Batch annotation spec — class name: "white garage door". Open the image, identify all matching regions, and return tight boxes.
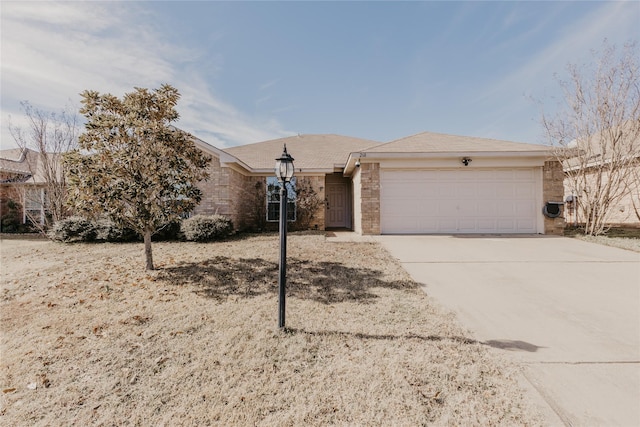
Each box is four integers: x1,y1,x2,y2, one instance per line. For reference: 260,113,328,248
381,169,539,234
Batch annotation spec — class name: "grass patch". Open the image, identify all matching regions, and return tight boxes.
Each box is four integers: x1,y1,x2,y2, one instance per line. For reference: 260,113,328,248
565,226,640,252
1,234,541,425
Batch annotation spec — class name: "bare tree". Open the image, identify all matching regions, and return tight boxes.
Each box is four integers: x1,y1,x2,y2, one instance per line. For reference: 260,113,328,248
8,102,79,232
542,40,640,235
626,165,640,222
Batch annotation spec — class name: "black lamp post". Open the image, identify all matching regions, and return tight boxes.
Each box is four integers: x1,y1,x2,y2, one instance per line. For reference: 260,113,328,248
275,144,295,330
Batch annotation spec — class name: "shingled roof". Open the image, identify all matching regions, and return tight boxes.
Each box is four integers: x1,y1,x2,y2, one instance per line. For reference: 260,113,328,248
363,131,551,154
0,148,59,184
223,134,380,171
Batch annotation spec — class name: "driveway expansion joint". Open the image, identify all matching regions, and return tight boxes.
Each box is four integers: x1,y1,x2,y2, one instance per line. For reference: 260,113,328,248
400,260,639,264
527,360,640,365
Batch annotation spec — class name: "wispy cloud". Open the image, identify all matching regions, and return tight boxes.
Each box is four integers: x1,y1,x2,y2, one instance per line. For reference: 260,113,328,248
477,2,638,104
0,2,292,149
469,1,638,142
259,79,279,91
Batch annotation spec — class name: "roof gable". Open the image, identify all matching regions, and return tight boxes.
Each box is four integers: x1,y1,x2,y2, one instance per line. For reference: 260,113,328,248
0,148,38,177
364,131,551,154
223,134,380,171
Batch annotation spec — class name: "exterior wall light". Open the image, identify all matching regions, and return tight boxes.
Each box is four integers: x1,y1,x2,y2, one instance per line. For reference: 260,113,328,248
275,144,295,183
462,157,472,166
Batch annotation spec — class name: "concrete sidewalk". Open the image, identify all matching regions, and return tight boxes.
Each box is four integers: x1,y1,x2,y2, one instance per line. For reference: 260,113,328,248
377,235,640,426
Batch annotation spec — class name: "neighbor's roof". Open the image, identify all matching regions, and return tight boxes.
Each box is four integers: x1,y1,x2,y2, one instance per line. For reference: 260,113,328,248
0,148,56,184
363,131,552,154
570,121,640,158
0,148,31,173
223,134,380,171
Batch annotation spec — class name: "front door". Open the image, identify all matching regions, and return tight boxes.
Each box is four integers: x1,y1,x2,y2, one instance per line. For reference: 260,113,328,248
326,182,348,228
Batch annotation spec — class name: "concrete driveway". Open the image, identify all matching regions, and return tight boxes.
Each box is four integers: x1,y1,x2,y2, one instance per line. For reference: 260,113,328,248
377,235,640,426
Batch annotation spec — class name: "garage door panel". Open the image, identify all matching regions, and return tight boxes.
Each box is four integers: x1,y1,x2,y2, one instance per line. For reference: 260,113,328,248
420,202,438,215
514,169,535,180
438,218,457,232
494,170,516,180
458,184,477,198
420,218,438,231
497,218,517,232
478,219,498,232
477,186,495,197
381,169,539,234
458,219,478,232
477,201,497,216
438,202,458,216
438,170,460,181
517,218,536,231
515,200,535,215
458,202,477,215
515,185,535,198
495,183,515,199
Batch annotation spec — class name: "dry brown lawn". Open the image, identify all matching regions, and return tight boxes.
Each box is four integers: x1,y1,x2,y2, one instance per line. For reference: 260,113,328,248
1,233,541,426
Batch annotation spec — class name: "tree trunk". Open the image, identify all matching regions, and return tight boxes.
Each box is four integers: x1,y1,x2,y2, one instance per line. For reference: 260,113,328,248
144,229,154,270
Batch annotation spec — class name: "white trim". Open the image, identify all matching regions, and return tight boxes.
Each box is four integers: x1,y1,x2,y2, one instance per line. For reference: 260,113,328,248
535,167,544,233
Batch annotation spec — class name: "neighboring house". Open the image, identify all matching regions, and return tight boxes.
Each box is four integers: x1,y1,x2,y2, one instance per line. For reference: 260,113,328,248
194,132,565,235
562,124,640,227
0,148,49,230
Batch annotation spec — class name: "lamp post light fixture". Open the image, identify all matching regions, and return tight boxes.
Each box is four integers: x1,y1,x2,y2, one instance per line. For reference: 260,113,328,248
275,144,295,330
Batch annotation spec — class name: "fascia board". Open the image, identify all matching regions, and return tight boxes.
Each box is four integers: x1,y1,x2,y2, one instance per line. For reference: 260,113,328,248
251,168,333,175
343,151,552,176
357,151,553,159
563,153,640,172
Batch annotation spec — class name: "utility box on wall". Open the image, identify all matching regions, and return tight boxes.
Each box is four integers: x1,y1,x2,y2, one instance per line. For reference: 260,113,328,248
543,201,564,218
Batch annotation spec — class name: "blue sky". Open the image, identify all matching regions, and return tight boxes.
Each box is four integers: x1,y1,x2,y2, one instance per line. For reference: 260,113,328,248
1,1,638,150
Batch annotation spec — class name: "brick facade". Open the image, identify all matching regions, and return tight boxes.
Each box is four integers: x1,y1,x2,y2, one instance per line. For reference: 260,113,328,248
359,162,380,235
543,160,566,235
193,156,259,231
193,155,231,217
194,153,328,232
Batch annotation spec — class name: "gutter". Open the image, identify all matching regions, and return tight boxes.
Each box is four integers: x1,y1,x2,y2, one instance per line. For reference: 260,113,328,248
343,150,554,176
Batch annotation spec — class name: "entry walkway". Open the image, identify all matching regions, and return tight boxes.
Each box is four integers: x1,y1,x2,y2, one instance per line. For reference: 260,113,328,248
377,235,640,426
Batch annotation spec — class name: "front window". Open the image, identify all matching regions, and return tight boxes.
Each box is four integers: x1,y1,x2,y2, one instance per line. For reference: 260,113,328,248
23,187,45,225
266,176,296,222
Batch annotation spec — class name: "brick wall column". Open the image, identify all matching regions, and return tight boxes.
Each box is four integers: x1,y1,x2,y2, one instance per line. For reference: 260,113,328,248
543,160,566,235
360,163,380,235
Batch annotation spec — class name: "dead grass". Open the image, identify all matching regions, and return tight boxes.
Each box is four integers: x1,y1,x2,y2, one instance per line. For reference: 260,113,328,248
565,226,640,252
1,233,542,426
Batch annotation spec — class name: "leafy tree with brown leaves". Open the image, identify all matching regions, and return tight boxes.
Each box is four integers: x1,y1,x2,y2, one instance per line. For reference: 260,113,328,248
543,40,640,235
64,84,211,270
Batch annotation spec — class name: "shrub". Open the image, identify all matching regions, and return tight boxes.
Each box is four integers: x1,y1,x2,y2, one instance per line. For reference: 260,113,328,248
153,220,183,241
238,179,267,232
181,214,234,242
48,216,97,242
0,199,32,233
293,177,323,231
95,218,139,242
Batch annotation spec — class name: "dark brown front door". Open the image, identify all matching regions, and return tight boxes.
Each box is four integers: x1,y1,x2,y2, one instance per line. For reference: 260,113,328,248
326,182,348,228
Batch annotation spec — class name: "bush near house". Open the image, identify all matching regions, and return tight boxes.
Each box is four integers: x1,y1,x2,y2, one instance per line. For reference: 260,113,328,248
0,199,31,233
48,216,97,242
181,214,234,242
48,217,182,243
291,177,323,231
94,218,139,242
238,180,267,232
238,177,323,233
